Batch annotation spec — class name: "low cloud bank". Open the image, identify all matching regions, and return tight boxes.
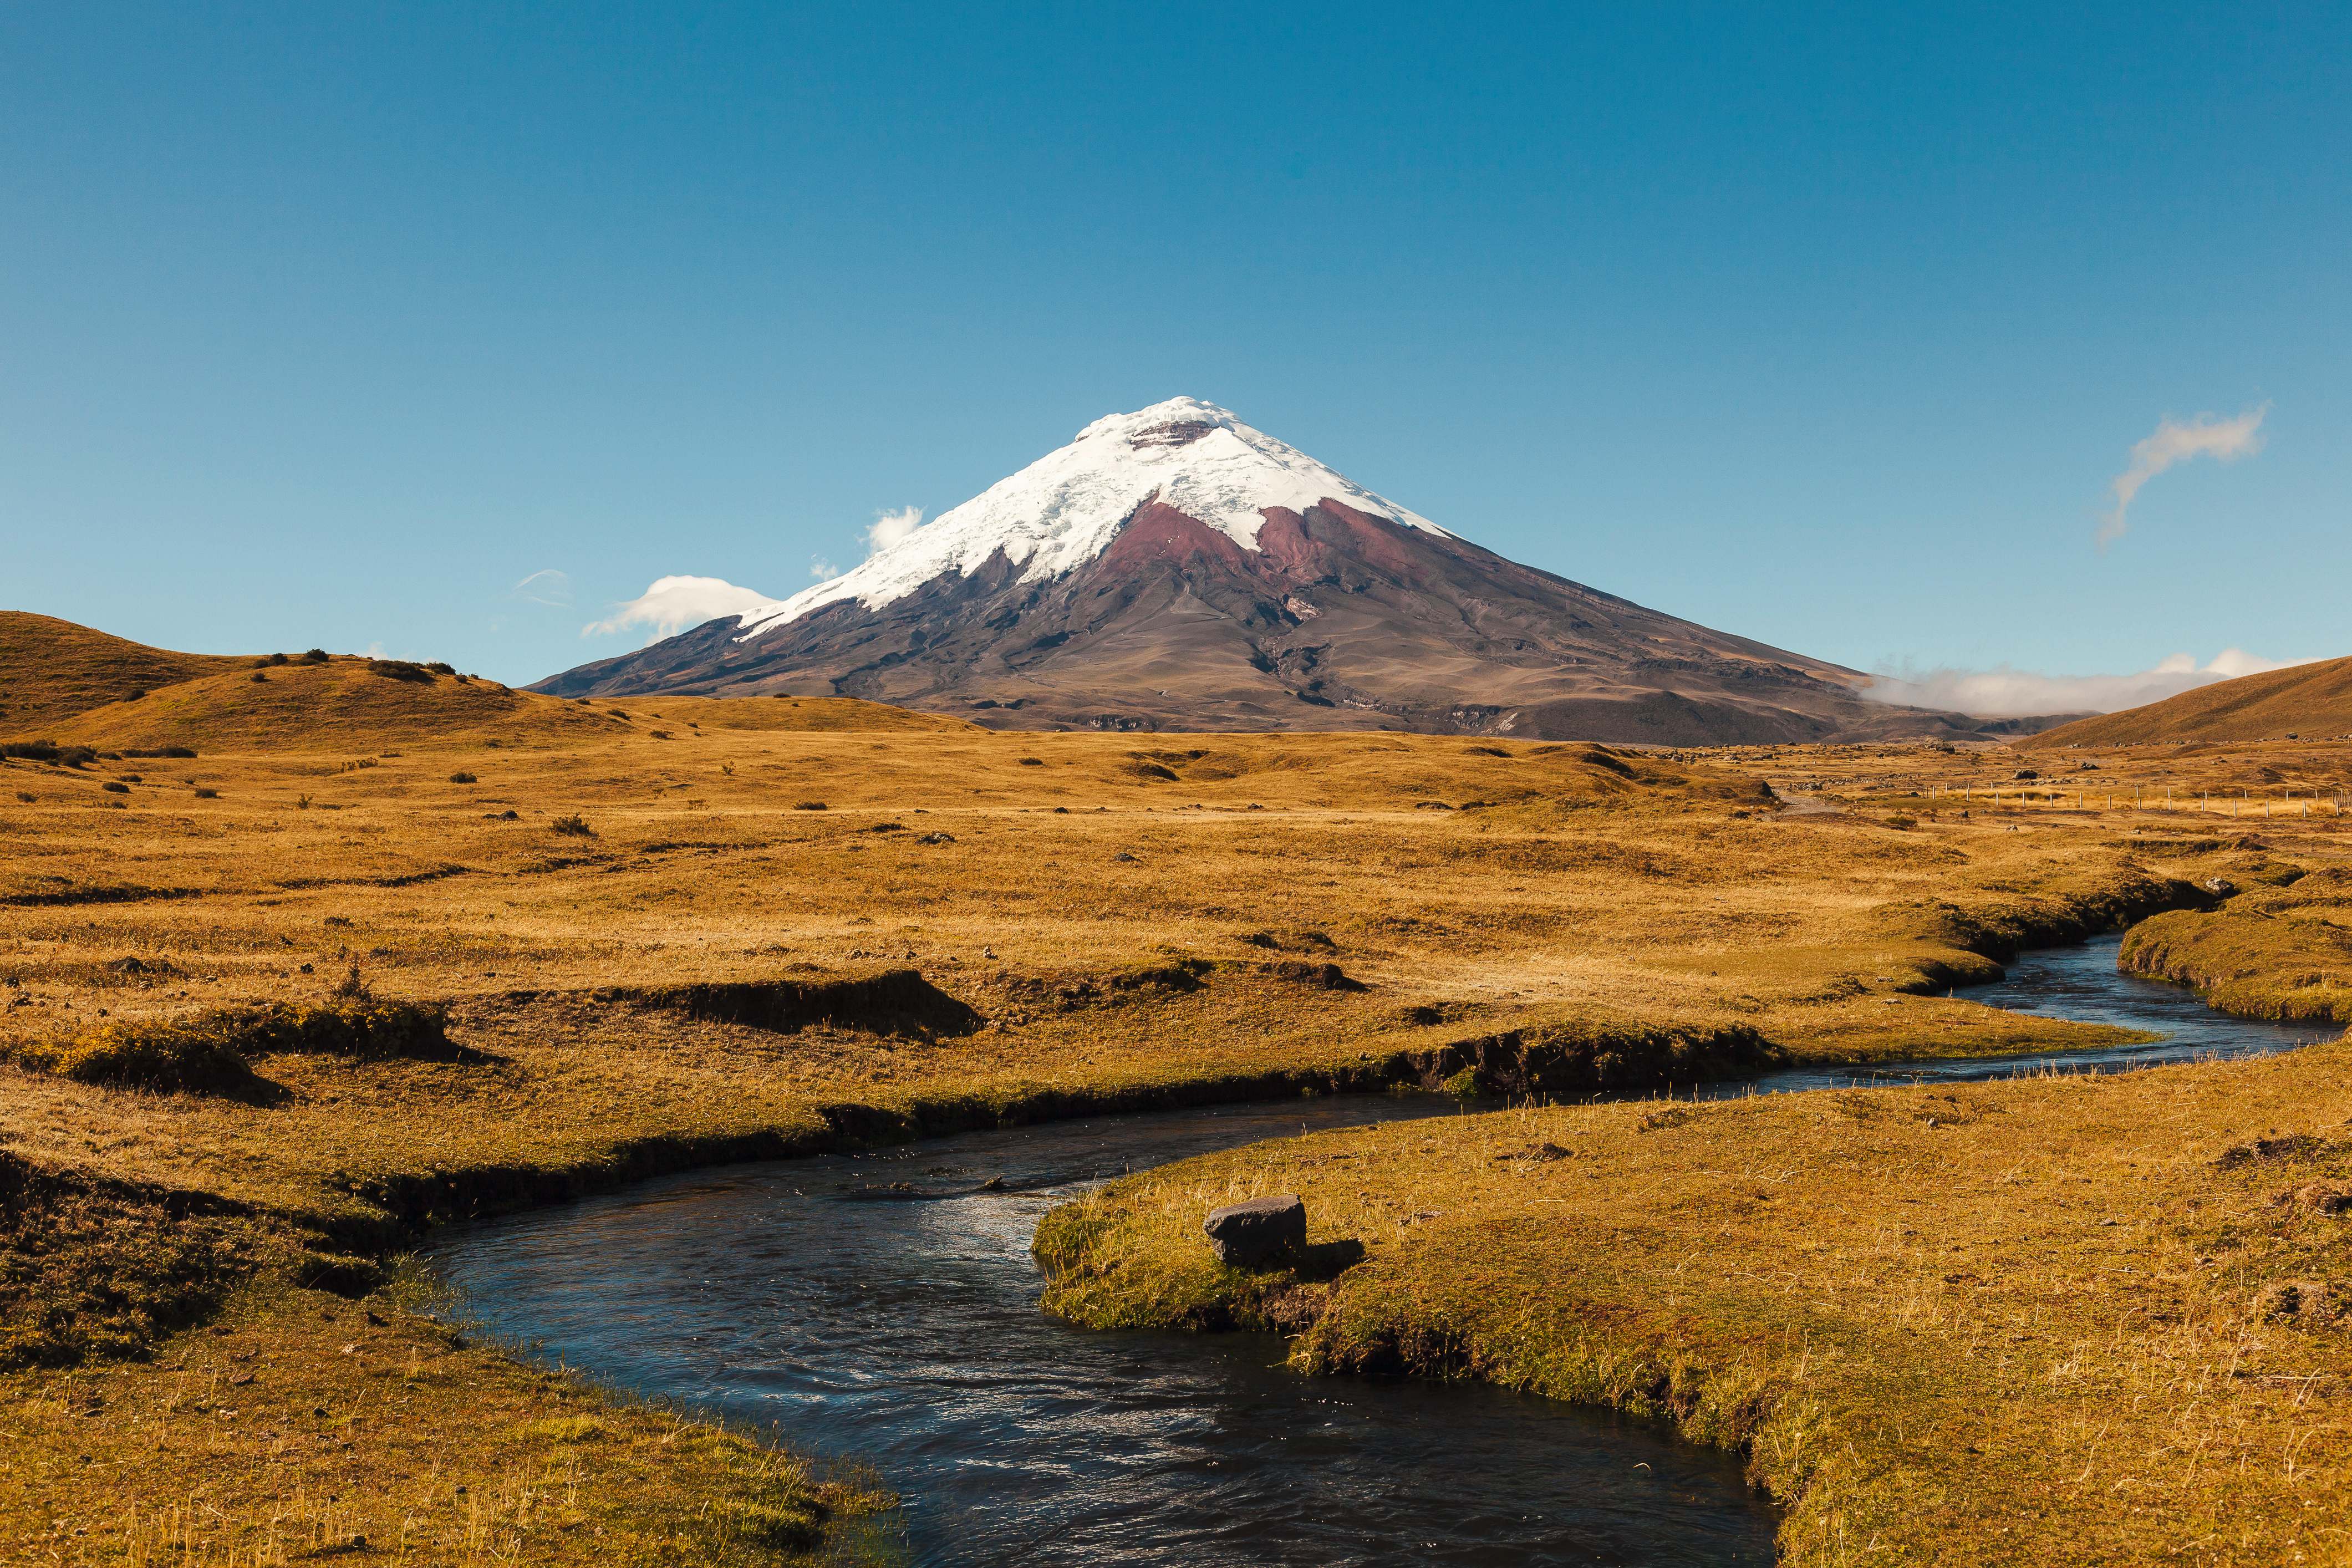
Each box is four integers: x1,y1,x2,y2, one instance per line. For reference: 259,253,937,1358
583,574,775,640
1865,649,2306,719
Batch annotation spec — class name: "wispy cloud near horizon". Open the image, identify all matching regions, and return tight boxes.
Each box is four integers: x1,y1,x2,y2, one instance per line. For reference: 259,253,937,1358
511,568,573,607
2099,405,2268,549
1865,649,2307,719
583,574,775,641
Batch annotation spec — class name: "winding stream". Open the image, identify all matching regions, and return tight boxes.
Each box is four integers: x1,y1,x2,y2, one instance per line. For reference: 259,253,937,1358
1728,933,2333,1096
429,934,2329,1566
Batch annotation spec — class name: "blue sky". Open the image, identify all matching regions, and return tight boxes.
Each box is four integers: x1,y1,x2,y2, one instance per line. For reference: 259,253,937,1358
4,3,2346,704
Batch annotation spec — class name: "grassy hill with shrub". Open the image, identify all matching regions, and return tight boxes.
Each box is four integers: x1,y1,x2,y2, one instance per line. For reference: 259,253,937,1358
50,655,619,751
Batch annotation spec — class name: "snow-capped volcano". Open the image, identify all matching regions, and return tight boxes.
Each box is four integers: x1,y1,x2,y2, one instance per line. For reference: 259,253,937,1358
536,398,1981,744
735,398,1444,638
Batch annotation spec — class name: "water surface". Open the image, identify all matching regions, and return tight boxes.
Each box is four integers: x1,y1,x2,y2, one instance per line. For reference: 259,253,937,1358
430,933,2325,1566
1728,932,2331,1096
434,1097,1779,1565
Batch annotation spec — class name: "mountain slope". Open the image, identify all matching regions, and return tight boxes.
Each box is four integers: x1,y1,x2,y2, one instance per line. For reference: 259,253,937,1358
0,612,249,733
537,399,1976,744
2020,656,2352,749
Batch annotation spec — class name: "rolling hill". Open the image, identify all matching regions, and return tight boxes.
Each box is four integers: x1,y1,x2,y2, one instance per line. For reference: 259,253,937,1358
0,612,248,733
1,614,966,752
2021,655,2352,748
50,658,620,751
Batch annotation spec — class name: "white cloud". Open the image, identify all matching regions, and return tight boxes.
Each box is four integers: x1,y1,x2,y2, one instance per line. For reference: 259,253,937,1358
864,505,924,556
565,501,964,646
1864,649,2309,719
583,574,775,641
511,568,573,608
2099,405,2268,549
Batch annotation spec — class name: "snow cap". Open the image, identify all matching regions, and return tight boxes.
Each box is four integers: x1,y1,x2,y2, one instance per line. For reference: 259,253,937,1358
735,398,1442,638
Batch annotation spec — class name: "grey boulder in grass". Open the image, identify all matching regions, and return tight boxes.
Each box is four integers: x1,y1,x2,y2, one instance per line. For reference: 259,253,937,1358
1203,1194,1306,1266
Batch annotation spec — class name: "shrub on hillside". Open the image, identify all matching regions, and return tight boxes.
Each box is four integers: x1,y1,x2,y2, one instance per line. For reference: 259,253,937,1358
298,648,329,664
449,771,477,784
424,661,455,676
1,742,96,767
366,659,433,683
549,813,595,837
122,747,196,759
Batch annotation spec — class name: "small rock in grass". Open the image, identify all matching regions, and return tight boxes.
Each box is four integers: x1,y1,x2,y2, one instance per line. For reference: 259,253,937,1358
1203,1194,1306,1266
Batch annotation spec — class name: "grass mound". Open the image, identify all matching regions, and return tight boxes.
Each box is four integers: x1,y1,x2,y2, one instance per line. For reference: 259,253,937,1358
1424,1014,1778,1096
616,969,985,1040
0,1153,257,1368
2120,909,2352,1023
9,999,455,1095
1874,871,2211,965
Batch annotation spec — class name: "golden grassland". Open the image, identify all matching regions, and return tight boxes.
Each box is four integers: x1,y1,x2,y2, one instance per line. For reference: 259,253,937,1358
1034,750,2352,1567
3,656,2350,1562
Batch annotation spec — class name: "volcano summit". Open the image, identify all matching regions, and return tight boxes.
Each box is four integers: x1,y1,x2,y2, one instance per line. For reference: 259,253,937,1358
536,398,1966,743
